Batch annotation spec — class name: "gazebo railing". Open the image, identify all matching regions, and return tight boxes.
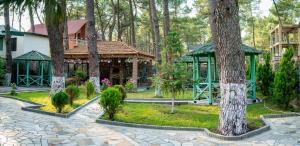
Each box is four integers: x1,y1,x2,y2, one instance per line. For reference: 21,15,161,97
18,74,50,86
194,80,256,103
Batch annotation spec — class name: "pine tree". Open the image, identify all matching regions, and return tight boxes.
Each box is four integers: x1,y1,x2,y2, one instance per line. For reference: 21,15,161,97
273,48,298,109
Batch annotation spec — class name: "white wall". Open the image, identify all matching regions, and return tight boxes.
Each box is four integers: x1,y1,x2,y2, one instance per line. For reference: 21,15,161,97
0,33,50,58
23,34,50,57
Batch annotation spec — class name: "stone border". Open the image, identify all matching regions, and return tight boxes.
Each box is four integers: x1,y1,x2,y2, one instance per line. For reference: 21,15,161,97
0,94,99,118
96,113,299,141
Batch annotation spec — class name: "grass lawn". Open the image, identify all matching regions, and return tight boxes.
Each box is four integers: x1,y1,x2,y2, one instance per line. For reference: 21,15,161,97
102,103,281,131
3,86,95,113
127,88,193,100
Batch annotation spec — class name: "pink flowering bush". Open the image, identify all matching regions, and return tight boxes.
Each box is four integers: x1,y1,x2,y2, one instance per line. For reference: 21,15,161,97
101,78,112,90
125,79,136,92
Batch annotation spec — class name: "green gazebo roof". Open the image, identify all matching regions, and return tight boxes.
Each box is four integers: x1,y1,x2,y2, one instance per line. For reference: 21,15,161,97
175,55,208,63
187,42,262,56
14,51,51,61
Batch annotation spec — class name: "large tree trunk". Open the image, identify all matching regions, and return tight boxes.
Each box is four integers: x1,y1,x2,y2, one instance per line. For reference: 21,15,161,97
86,0,101,93
209,0,247,136
45,0,66,95
149,0,161,97
28,4,35,33
4,4,12,86
129,0,136,47
163,0,171,63
63,15,69,50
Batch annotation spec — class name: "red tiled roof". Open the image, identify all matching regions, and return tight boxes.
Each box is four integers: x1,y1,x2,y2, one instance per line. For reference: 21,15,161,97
65,41,154,59
27,20,87,36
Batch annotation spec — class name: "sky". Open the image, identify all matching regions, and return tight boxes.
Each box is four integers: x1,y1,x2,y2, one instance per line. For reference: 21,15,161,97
0,0,274,31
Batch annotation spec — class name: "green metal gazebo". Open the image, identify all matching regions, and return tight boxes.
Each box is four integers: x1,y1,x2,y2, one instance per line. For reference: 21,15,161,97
187,43,262,104
14,51,52,87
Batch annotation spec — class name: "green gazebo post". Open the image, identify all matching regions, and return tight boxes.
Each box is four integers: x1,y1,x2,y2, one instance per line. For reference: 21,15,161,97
250,54,256,100
26,61,30,87
207,54,212,105
16,62,19,85
40,62,44,86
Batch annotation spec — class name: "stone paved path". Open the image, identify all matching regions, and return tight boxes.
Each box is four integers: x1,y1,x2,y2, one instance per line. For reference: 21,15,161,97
0,97,138,146
1,96,300,146
105,116,300,146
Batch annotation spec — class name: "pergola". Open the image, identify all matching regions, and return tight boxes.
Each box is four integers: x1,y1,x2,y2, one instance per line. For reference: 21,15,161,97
187,43,262,104
14,51,52,86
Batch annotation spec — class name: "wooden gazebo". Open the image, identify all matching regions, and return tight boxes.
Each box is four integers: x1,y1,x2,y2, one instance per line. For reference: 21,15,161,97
187,43,262,104
64,41,154,86
14,51,52,86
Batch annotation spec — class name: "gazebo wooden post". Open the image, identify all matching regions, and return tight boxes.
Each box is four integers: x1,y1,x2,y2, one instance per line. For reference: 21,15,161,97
40,61,44,86
198,58,201,82
132,57,138,87
26,61,30,87
250,54,256,100
192,56,197,99
214,56,217,81
49,62,52,85
16,61,19,86
208,54,212,105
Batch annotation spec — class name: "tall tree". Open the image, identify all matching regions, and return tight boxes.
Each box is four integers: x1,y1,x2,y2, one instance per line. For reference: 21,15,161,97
4,4,12,86
149,0,162,96
209,0,247,136
28,4,35,32
44,0,67,94
86,0,101,93
129,0,136,47
162,0,171,63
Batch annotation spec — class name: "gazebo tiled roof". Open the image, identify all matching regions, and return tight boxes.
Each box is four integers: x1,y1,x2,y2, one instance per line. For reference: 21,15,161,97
188,42,262,56
65,41,155,60
14,51,51,61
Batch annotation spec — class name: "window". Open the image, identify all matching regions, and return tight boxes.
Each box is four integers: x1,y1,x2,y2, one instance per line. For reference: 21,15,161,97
0,37,3,51
11,38,17,51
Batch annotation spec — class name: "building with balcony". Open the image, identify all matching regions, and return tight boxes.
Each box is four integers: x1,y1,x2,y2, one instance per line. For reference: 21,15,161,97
270,24,300,69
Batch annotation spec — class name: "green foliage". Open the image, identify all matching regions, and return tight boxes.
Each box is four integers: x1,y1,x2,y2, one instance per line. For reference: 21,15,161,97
65,77,77,87
86,80,95,99
113,85,127,102
160,63,189,98
51,91,69,113
256,54,274,96
273,48,298,109
125,80,136,93
99,87,122,120
165,31,184,58
75,70,87,85
65,85,80,105
10,83,17,96
0,58,5,85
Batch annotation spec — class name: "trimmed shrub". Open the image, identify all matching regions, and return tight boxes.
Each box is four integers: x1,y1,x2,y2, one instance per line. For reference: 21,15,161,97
75,70,87,85
273,48,298,109
99,87,122,120
0,58,5,85
51,91,69,113
66,77,77,86
113,85,127,102
10,83,17,96
65,85,80,105
86,80,95,99
125,79,136,92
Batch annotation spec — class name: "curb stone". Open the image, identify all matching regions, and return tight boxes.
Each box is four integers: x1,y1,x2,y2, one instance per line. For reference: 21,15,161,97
0,95,99,118
96,113,299,141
